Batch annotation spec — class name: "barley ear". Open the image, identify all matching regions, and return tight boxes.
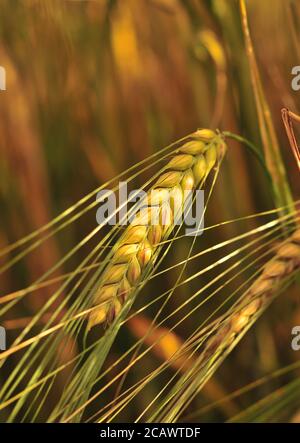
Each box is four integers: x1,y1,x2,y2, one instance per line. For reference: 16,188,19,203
88,130,226,330
202,228,300,362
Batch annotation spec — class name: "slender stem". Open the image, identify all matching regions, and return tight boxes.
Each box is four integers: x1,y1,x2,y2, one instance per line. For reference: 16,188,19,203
239,0,294,213
222,131,272,184
281,108,300,171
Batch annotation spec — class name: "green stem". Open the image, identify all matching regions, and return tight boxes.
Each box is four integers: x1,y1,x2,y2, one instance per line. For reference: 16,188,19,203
222,131,272,185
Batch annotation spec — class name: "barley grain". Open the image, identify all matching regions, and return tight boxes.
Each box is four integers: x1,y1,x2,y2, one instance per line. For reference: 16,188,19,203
202,227,300,360
88,130,226,329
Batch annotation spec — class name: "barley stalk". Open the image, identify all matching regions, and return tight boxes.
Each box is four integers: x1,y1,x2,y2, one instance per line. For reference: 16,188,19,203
202,228,300,361
155,227,300,422
88,129,227,329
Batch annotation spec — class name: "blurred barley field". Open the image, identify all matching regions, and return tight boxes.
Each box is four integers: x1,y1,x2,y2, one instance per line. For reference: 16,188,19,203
1,0,300,423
